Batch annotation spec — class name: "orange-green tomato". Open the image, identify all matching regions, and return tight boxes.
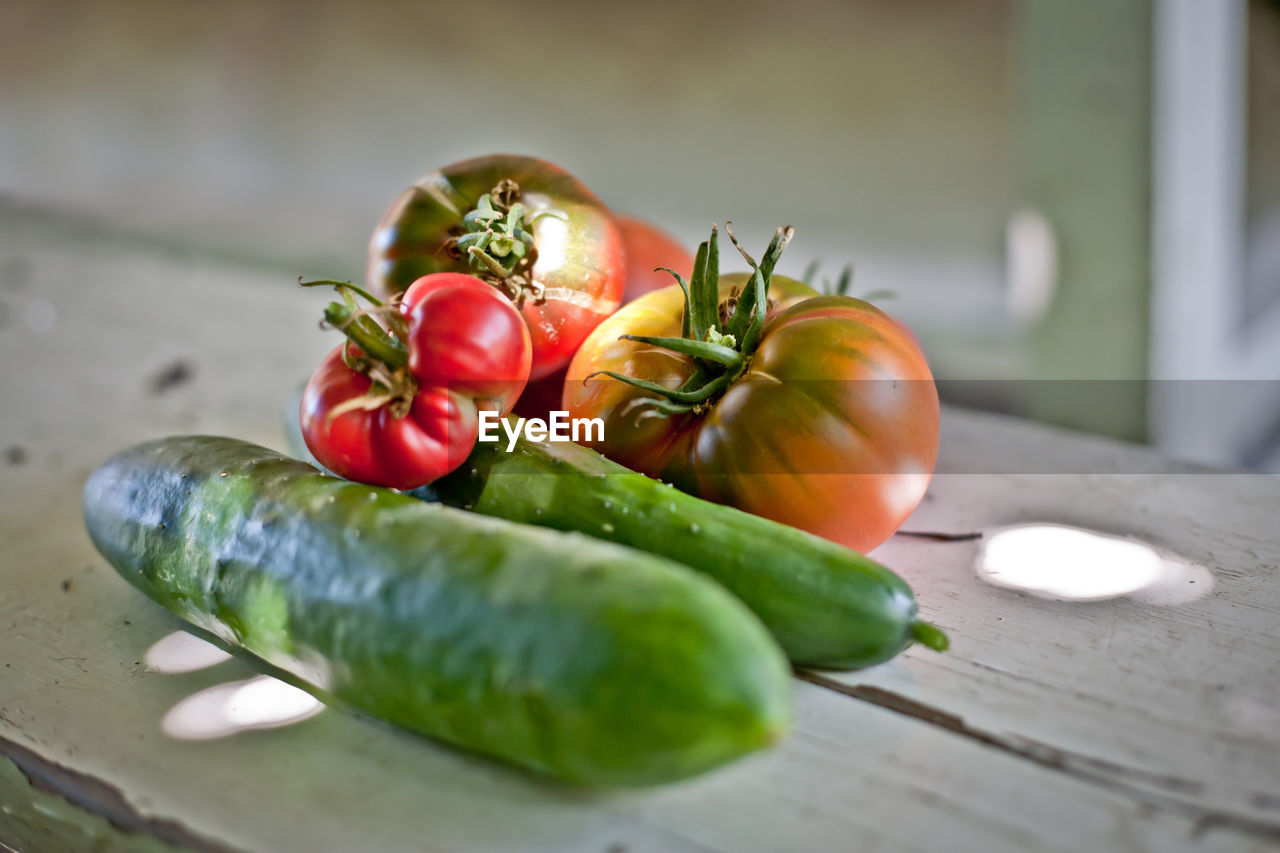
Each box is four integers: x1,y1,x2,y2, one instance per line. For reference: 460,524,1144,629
564,275,940,554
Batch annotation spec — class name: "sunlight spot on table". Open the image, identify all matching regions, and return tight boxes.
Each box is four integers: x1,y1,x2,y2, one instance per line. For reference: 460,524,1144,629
977,523,1213,603
161,675,324,741
144,630,232,674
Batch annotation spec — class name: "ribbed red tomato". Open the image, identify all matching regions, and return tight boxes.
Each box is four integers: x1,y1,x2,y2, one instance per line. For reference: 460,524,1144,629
299,273,532,490
299,345,480,490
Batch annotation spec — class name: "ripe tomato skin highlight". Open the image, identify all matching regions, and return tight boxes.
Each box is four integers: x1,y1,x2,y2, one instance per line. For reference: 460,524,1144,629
510,217,696,421
616,216,696,304
300,345,480,490
402,273,532,414
564,274,939,554
369,154,625,380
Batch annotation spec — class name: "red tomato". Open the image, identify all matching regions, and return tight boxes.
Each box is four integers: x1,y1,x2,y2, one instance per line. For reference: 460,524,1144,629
510,219,693,421
616,216,696,304
300,345,480,490
368,155,625,380
401,273,532,414
564,228,939,554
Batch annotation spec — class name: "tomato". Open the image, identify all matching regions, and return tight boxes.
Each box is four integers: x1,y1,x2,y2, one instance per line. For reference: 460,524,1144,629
564,226,939,554
369,154,625,380
300,345,480,490
616,216,696,304
401,273,532,414
299,272,532,489
509,217,693,420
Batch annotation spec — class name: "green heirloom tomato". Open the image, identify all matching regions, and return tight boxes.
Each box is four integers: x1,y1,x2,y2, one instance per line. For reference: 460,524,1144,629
369,154,625,380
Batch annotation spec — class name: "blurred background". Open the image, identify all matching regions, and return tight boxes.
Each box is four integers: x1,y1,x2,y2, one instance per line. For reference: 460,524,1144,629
1,0,1277,470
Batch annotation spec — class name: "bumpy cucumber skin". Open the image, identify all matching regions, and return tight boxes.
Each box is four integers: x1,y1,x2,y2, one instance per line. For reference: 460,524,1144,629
426,439,922,669
83,437,791,787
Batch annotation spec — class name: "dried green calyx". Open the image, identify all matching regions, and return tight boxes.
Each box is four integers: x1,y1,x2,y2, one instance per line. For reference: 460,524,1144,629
299,278,416,418
447,179,566,307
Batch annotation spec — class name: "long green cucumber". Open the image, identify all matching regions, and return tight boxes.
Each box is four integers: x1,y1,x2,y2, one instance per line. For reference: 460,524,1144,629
283,398,947,669
425,439,947,669
83,436,791,787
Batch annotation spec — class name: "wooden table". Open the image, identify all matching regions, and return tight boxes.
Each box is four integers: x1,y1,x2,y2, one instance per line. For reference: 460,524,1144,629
2,202,1278,852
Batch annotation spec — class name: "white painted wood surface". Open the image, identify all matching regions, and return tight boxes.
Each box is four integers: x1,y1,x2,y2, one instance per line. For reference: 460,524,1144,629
2,203,1279,852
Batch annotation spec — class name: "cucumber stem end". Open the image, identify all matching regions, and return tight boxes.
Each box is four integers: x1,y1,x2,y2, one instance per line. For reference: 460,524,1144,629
910,620,949,652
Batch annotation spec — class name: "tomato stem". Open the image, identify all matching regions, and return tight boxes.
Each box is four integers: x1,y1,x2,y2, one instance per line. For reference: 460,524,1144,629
457,190,537,281
725,267,762,343
324,302,408,369
299,278,384,307
450,182,564,308
657,267,694,338
834,265,854,297
801,258,820,287
694,226,719,340
620,334,742,367
585,370,731,405
684,237,712,343
607,223,794,415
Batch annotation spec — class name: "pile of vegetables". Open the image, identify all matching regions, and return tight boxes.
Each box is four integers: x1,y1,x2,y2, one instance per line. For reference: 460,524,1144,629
83,154,946,788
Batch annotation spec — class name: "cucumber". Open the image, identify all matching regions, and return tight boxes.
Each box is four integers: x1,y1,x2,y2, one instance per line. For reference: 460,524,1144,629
83,436,791,787
283,397,946,669
426,438,947,669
